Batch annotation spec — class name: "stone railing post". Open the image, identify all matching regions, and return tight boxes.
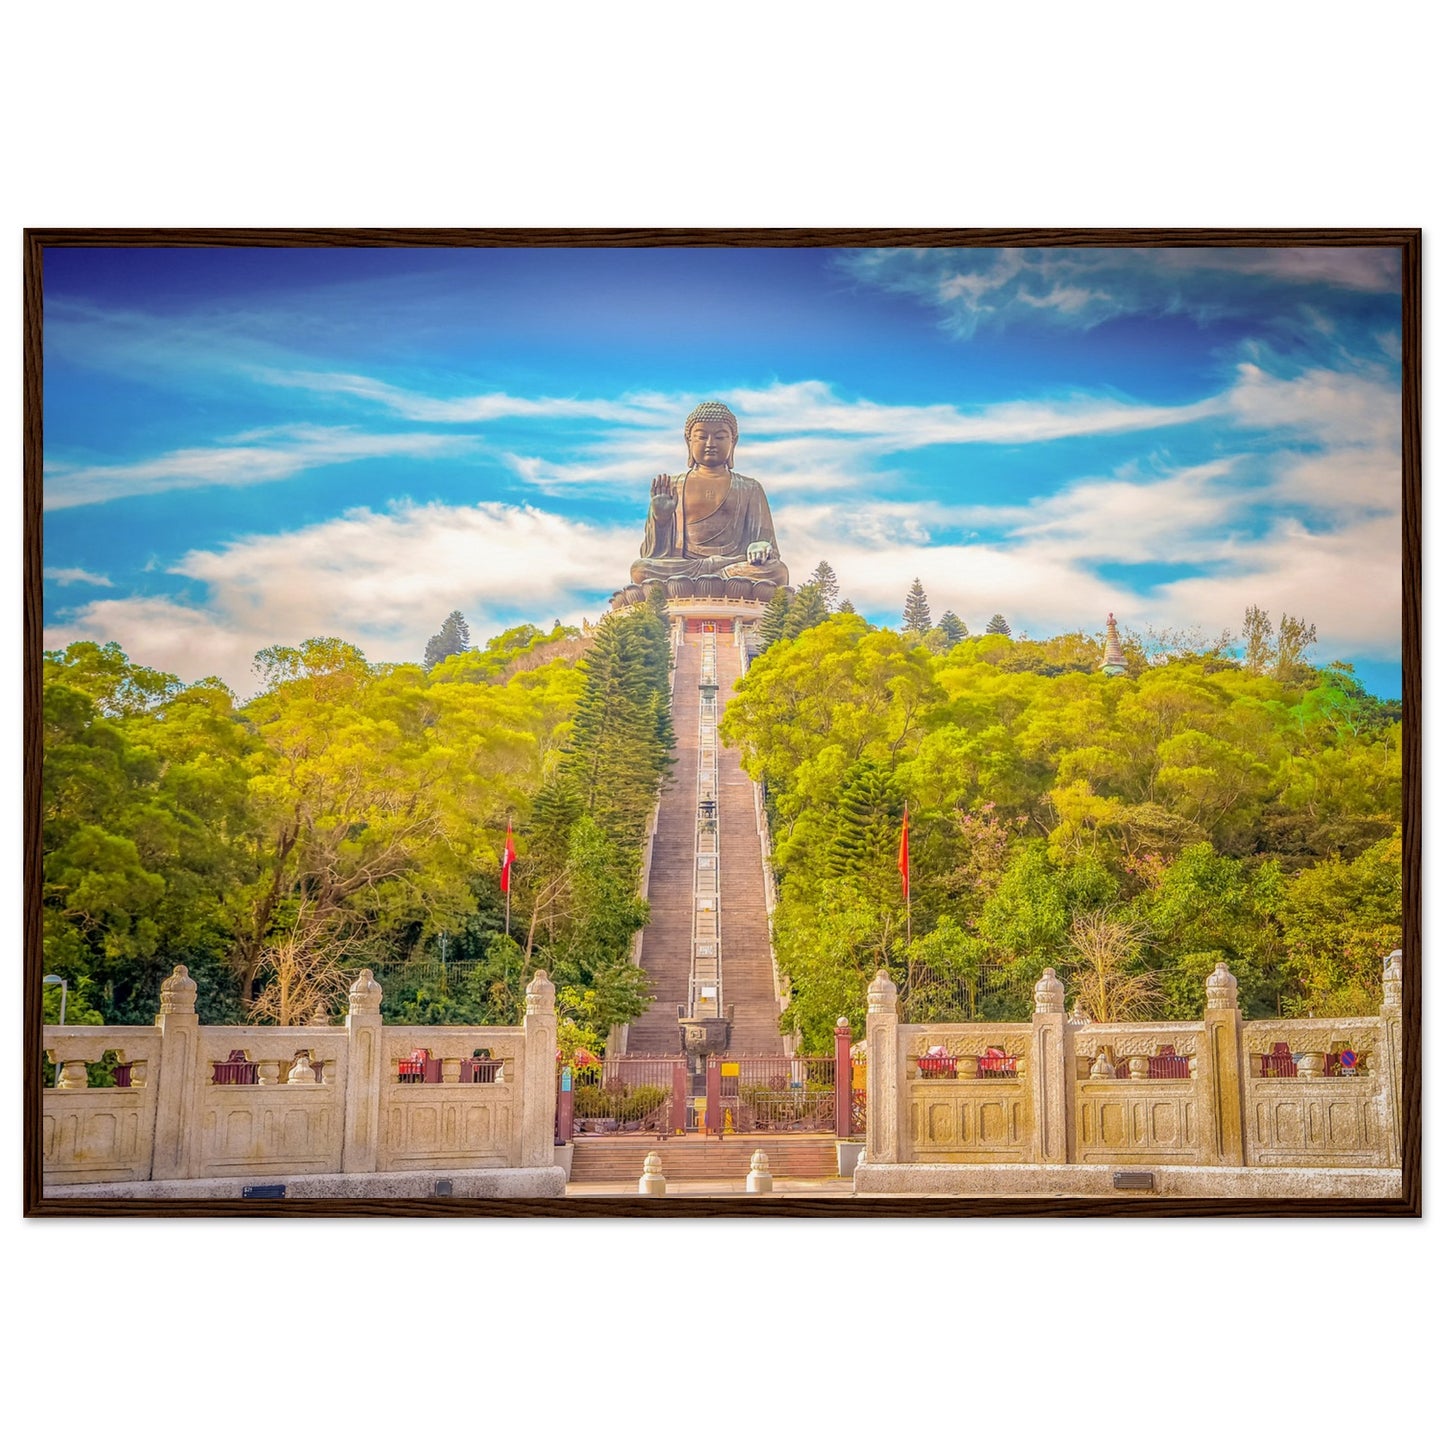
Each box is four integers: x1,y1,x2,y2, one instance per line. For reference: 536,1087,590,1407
1379,950,1403,1166
342,969,384,1173
833,1017,853,1138
1199,963,1245,1165
1030,968,1069,1164
150,965,200,1181
865,969,900,1164
521,970,557,1167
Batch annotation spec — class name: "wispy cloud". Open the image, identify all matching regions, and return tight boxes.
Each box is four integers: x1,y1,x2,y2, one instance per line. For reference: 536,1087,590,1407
255,370,670,426
44,425,473,509
260,372,1232,502
43,566,113,587
838,247,1402,338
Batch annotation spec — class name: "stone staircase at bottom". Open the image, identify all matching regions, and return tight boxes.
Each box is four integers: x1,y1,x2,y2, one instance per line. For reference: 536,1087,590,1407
568,1134,838,1185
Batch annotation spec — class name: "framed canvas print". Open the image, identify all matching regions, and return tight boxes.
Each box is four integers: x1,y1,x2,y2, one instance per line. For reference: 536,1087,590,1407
23,228,1420,1217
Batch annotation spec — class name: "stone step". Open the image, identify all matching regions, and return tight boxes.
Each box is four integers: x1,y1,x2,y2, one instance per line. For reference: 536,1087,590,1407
568,1134,839,1183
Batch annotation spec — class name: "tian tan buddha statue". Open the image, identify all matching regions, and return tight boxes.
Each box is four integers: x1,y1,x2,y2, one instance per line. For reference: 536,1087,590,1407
627,401,789,595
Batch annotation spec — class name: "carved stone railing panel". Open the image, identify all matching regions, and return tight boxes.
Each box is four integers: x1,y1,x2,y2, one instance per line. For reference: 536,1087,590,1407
1245,1079,1385,1166
42,1083,159,1183
908,1082,1033,1162
1074,1081,1202,1164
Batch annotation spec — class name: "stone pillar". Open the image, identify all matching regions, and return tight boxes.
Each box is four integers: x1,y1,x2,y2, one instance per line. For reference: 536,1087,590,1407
342,969,384,1174
865,969,901,1164
1030,968,1069,1164
150,965,200,1181
670,1061,688,1135
833,1017,852,1138
704,1058,722,1134
1379,950,1403,1167
520,970,558,1167
1200,963,1245,1166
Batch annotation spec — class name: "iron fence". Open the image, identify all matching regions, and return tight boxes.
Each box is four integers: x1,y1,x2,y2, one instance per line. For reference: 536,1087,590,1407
720,1056,836,1132
897,965,1015,1024
567,1055,681,1136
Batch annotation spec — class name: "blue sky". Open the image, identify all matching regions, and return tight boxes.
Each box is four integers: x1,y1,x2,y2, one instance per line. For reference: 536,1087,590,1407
42,244,1404,698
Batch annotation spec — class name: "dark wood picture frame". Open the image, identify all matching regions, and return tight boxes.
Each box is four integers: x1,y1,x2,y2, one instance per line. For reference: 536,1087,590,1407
22,227,1422,1219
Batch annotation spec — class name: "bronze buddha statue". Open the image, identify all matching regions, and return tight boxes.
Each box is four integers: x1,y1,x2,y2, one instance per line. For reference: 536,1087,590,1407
629,401,789,591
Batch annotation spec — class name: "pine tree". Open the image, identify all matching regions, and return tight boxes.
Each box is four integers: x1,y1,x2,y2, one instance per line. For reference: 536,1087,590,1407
783,582,828,639
423,610,471,668
938,611,967,645
561,610,673,852
823,761,903,882
808,560,840,613
836,599,857,614
902,579,932,635
985,613,1012,636
759,588,792,648
644,584,671,628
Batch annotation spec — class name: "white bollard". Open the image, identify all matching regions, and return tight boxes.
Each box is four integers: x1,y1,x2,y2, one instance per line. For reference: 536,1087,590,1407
746,1149,773,1193
639,1151,667,1196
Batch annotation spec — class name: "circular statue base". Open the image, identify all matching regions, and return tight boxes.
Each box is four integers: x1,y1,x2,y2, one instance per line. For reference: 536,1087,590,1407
608,576,785,612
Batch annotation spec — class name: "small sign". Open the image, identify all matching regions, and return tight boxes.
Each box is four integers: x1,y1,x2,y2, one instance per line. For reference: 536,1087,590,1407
721,1062,740,1077
560,1067,572,1091
1340,1049,1358,1073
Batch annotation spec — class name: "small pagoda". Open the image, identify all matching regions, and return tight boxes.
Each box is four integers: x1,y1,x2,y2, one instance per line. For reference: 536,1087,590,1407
1100,612,1128,676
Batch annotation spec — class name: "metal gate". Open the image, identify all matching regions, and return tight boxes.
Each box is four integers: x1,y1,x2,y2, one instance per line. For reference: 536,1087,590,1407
557,1048,863,1140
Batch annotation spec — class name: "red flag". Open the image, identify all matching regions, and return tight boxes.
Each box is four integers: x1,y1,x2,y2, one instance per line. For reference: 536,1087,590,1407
898,806,910,900
501,822,517,894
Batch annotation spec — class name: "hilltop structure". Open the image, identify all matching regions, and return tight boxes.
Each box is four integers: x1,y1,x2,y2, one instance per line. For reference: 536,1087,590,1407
1101,612,1128,675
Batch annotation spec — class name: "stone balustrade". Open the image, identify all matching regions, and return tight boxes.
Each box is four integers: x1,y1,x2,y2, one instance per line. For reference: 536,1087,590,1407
42,965,559,1192
859,954,1404,1197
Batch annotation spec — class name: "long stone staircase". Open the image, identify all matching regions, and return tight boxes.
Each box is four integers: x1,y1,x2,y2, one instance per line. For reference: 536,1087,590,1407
715,637,787,1055
622,626,786,1057
623,636,703,1054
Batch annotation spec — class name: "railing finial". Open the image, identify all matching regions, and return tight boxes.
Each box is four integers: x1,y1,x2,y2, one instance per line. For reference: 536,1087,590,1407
867,968,898,1015
159,964,198,1015
1033,967,1065,1015
1205,962,1239,1010
348,968,383,1016
526,969,556,1015
1383,950,1403,1010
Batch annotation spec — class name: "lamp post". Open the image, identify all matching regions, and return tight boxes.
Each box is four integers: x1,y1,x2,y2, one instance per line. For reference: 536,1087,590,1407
43,974,68,1026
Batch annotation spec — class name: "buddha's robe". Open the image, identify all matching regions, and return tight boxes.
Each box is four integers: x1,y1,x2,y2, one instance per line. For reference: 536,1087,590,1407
630,472,790,586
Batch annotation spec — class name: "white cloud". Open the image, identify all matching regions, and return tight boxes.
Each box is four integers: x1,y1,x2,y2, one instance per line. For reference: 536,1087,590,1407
44,501,638,694
44,425,473,509
43,566,112,587
774,448,1401,666
1225,362,1401,449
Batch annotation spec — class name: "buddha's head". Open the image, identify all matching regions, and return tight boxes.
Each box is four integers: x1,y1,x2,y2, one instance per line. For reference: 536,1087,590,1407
684,400,738,470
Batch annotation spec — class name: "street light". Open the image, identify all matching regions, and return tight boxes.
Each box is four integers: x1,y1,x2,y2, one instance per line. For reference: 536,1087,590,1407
43,974,68,1026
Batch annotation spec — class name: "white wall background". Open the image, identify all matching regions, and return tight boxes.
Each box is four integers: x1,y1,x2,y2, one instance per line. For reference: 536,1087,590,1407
4,5,1436,1440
